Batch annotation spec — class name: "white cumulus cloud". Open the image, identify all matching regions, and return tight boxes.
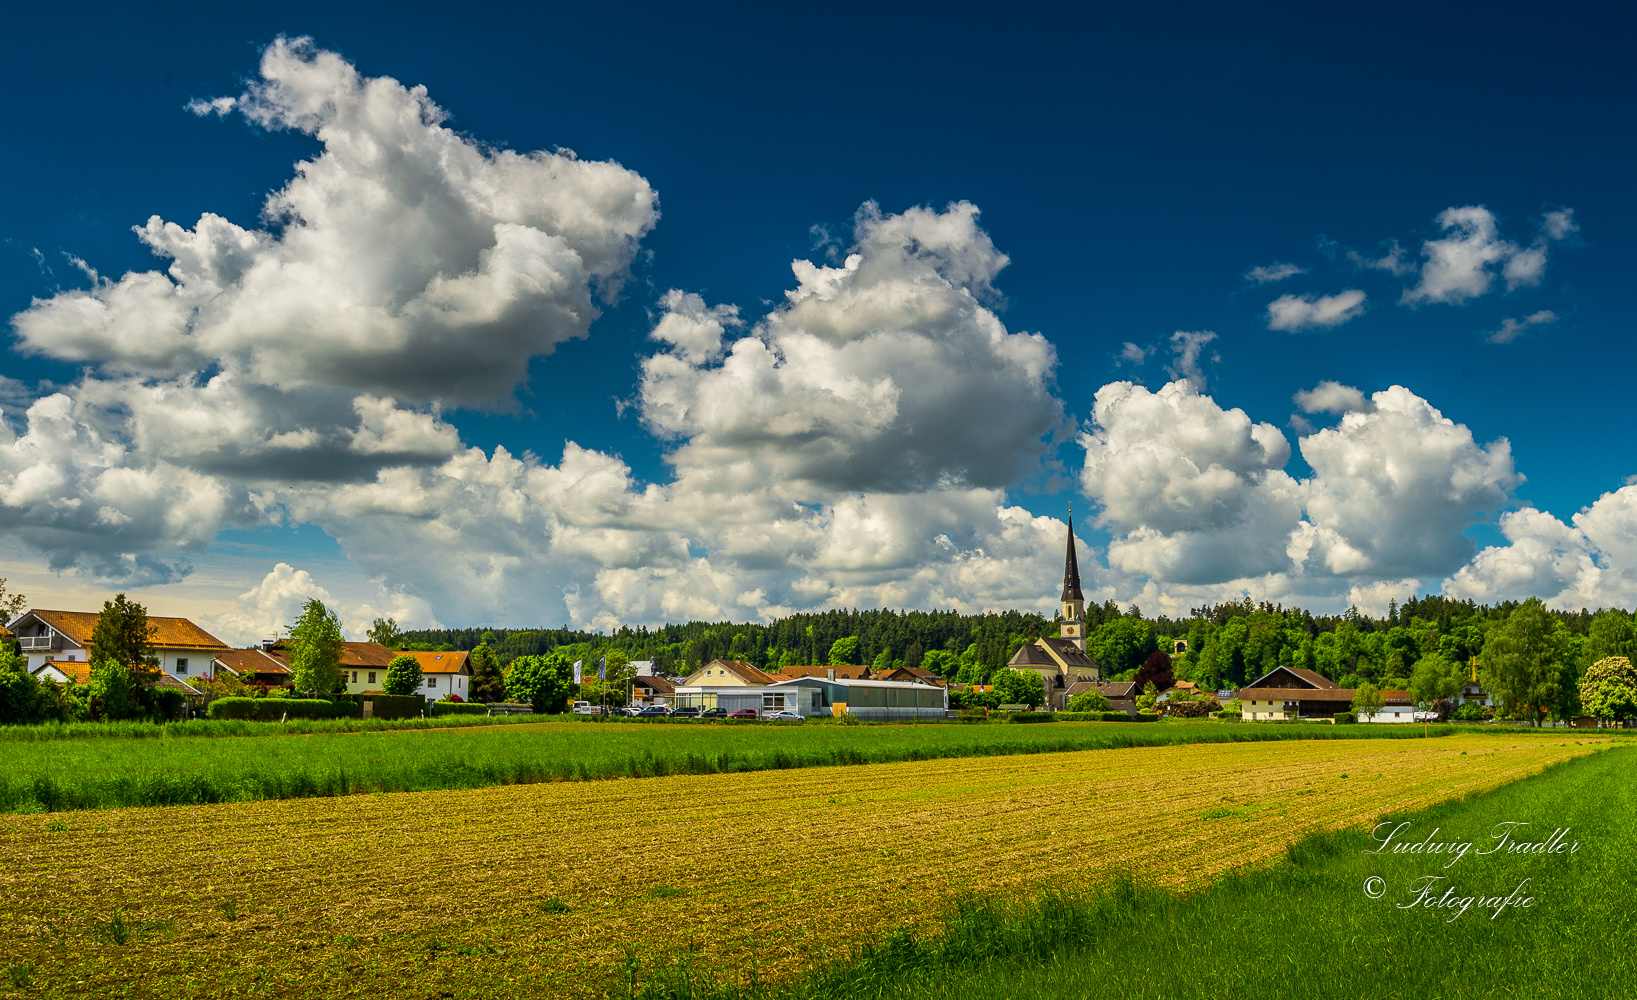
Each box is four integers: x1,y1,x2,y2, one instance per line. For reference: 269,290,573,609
1266,289,1367,331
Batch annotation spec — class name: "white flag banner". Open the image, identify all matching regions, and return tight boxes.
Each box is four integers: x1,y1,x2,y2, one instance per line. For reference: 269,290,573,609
598,656,607,681
573,660,582,685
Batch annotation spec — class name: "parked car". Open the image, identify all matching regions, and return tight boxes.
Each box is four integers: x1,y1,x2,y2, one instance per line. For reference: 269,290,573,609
670,706,701,718
700,707,728,718
729,708,759,720
572,701,597,715
761,710,804,722
636,706,670,717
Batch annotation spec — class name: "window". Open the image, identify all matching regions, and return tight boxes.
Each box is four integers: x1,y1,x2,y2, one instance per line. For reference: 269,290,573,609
176,658,189,674
368,671,376,684
426,676,436,688
351,671,358,683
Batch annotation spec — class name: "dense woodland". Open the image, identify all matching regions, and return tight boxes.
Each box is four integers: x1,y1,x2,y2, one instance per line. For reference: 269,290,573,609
400,594,1637,720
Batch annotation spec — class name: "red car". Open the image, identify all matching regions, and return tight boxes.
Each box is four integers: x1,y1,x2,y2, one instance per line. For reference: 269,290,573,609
730,709,759,720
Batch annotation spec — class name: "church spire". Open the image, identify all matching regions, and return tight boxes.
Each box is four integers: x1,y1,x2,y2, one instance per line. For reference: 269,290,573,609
1061,514,1083,603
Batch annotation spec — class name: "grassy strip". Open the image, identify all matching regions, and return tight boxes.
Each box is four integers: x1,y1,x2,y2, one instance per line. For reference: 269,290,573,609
0,713,549,742
0,719,1506,814
623,744,1634,1000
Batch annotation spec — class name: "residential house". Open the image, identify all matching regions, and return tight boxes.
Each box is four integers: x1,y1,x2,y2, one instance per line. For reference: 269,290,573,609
778,664,872,681
679,659,784,686
1065,679,1138,715
631,673,677,709
32,660,91,685
211,647,293,686
9,609,229,683
877,665,948,688
263,640,396,693
395,650,471,702
1239,666,1352,721
1360,690,1416,723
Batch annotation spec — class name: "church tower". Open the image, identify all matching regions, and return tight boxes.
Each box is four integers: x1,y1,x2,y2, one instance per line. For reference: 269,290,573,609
1060,514,1086,651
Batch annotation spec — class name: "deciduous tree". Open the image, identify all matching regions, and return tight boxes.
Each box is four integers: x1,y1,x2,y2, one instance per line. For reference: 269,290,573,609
827,636,860,666
1352,682,1384,722
1481,598,1573,726
1579,656,1637,723
384,654,423,695
367,617,402,649
506,653,574,714
288,599,345,699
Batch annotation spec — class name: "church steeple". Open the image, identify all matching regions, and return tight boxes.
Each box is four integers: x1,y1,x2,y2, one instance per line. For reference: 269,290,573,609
1060,513,1086,650
1061,514,1083,603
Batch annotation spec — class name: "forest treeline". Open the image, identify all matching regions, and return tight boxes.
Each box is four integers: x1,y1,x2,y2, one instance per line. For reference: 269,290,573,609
400,594,1636,702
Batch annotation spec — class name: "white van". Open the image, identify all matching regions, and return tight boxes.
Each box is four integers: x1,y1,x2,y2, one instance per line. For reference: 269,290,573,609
572,701,597,715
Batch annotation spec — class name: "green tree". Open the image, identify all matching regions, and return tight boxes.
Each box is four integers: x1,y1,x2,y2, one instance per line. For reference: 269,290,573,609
0,579,27,622
367,617,402,649
920,649,959,677
1089,617,1158,677
827,636,861,666
1579,656,1637,723
0,646,63,725
89,660,145,720
468,643,507,703
871,649,893,674
1067,689,1110,713
991,668,1046,708
506,653,575,714
1352,681,1384,722
1408,654,1464,707
89,594,158,670
1481,598,1573,726
1584,611,1637,664
1136,681,1159,713
384,654,424,695
288,599,346,699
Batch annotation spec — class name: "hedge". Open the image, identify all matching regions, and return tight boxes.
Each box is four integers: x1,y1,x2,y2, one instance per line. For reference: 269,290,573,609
1334,711,1356,724
1006,712,1057,723
206,698,352,721
429,701,491,717
1214,709,1241,720
1131,713,1161,723
1054,711,1139,722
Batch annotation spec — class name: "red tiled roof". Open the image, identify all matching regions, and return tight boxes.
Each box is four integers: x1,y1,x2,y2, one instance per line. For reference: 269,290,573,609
213,648,291,677
399,650,470,675
26,609,229,651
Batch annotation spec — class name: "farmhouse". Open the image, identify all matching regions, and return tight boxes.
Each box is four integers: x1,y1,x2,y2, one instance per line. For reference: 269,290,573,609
9,609,229,683
1067,679,1138,715
1238,665,1352,721
877,665,948,687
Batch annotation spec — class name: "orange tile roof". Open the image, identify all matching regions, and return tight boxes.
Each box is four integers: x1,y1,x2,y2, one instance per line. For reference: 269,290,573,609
400,650,470,675
34,660,92,684
213,648,291,676
780,664,872,680
28,609,229,651
263,641,397,669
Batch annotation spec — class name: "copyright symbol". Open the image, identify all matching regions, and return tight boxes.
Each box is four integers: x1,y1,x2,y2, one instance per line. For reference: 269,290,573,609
1363,876,1385,899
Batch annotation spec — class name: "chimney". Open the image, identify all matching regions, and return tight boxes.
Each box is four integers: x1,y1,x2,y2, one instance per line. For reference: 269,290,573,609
827,668,835,681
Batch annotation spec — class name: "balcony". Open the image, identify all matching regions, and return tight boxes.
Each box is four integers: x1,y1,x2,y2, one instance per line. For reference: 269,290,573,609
18,636,60,652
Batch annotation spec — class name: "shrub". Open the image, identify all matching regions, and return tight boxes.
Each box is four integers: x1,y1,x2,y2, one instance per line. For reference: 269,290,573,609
1007,712,1056,723
206,698,350,721
1452,701,1487,722
1067,690,1111,713
1214,709,1241,720
384,655,424,696
429,701,490,717
1130,713,1161,723
1164,699,1221,719
1334,711,1356,724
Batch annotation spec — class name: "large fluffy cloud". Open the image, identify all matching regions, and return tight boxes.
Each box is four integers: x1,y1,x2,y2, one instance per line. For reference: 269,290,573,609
1079,381,1524,599
14,37,657,404
1444,485,1637,609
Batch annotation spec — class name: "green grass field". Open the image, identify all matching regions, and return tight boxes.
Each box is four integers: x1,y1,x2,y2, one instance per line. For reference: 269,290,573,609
0,717,1476,813
629,742,1634,1000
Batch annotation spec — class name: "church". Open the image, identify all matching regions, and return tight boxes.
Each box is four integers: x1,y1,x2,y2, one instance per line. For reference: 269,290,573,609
1005,516,1103,709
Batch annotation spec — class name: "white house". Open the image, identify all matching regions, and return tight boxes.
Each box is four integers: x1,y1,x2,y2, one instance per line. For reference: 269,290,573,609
1359,690,1416,723
9,609,229,683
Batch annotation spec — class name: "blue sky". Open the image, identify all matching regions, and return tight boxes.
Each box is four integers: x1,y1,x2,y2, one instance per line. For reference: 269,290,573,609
3,2,1633,639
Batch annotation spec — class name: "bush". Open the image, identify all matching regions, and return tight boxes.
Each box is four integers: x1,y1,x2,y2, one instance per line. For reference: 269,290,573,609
429,701,490,717
1163,699,1221,719
1452,701,1487,722
1006,712,1056,723
206,698,351,721
1131,713,1161,723
1214,709,1241,720
1067,690,1111,713
384,655,423,696
1334,711,1356,724
0,666,64,726
1056,711,1138,722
